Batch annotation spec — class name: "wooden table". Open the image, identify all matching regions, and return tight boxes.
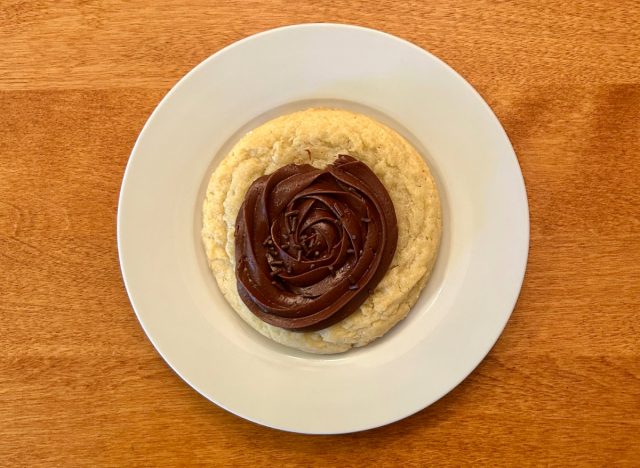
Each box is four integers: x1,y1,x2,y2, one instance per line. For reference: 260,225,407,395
2,1,639,465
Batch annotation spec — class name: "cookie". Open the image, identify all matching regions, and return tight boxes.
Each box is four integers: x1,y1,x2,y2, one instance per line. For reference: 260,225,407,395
202,108,441,354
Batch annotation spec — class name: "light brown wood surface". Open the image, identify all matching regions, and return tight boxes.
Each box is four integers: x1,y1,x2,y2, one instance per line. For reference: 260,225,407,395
2,1,639,466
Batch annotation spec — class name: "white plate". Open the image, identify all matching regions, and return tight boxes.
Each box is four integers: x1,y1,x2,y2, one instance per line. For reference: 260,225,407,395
118,23,529,434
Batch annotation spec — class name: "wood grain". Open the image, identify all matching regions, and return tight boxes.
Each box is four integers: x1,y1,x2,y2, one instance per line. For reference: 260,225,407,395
1,1,639,466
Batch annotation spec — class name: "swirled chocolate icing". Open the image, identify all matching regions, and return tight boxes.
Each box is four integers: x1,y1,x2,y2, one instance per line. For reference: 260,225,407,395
235,154,398,331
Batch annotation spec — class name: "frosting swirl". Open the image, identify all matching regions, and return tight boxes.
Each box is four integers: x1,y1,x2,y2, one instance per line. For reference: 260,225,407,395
235,155,398,331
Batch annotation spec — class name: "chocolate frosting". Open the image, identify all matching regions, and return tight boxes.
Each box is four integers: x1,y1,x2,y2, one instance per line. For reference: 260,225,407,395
234,155,398,331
